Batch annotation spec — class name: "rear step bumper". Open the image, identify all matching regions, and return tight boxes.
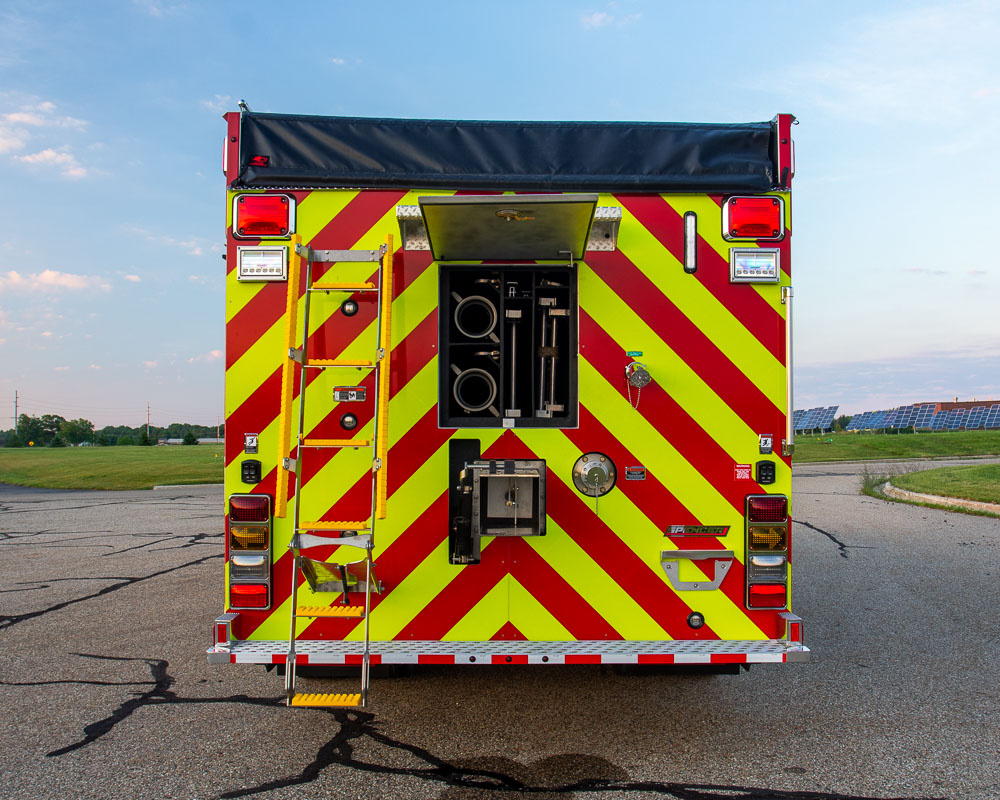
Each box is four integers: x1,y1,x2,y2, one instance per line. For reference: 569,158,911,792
208,638,809,665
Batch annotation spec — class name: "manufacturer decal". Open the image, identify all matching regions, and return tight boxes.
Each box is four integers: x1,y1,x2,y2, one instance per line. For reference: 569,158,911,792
625,466,646,481
334,386,367,402
626,350,643,358
759,434,773,455
243,433,259,455
734,463,752,481
666,525,730,536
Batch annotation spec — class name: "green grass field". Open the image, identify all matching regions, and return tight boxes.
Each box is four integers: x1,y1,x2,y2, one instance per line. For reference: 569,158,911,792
0,445,224,490
892,463,1000,505
793,429,1000,463
3,430,999,493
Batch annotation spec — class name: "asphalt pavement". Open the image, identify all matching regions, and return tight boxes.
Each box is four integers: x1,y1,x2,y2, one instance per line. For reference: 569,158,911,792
0,461,998,800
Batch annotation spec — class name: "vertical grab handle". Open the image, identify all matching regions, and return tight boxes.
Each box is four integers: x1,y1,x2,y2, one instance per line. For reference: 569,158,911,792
782,286,794,457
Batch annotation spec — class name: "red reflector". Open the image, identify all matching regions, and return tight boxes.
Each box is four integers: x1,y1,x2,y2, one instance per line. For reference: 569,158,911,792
230,583,268,608
248,155,270,167
748,583,787,609
724,196,783,240
234,194,290,238
748,495,787,522
229,494,271,522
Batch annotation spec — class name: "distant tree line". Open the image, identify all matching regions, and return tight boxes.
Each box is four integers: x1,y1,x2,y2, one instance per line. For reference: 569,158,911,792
1,414,223,447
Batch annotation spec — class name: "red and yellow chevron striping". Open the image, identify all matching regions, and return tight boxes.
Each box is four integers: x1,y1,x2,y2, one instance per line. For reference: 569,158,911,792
218,185,801,666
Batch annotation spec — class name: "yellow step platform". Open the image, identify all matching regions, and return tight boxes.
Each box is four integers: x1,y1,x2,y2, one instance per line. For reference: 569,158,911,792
298,521,370,531
296,605,365,618
290,692,361,708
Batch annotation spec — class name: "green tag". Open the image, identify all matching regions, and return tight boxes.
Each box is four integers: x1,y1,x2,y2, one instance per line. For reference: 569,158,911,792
626,350,643,357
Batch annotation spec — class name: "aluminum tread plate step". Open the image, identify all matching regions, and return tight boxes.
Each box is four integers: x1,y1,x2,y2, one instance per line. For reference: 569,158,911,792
211,639,809,665
290,692,361,708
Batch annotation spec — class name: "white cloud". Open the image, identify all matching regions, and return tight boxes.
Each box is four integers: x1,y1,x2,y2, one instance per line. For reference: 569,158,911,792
122,274,141,283
0,269,111,292
54,365,69,371
89,364,101,370
41,331,53,338
581,11,612,28
580,9,641,29
0,125,28,154
187,349,222,364
143,360,158,369
330,57,346,65
123,225,204,256
134,0,182,17
774,3,1000,125
14,147,87,178
200,94,232,114
0,100,88,163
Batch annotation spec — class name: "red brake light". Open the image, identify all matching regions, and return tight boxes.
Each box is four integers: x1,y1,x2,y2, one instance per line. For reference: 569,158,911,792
233,194,292,238
230,583,268,609
723,196,784,241
748,583,786,609
229,494,271,523
747,495,787,522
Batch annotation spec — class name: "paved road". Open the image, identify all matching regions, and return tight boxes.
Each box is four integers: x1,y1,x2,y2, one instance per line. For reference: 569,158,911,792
1,463,998,800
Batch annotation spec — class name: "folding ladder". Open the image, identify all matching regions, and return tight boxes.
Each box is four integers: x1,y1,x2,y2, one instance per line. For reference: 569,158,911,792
275,233,393,708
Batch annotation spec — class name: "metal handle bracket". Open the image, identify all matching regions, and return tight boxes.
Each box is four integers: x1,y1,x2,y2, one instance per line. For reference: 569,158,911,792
660,549,734,591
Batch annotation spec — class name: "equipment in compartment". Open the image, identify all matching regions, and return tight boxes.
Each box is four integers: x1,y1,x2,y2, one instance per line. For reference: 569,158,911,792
448,439,546,564
439,266,577,428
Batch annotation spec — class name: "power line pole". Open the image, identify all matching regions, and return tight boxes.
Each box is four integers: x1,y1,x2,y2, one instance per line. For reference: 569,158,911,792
216,415,220,443
146,401,150,439
13,390,17,432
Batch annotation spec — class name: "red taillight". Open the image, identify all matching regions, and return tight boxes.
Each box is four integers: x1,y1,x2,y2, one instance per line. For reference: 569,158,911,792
748,583,786,609
230,583,268,609
748,495,787,522
723,196,784,241
233,194,292,238
229,494,271,522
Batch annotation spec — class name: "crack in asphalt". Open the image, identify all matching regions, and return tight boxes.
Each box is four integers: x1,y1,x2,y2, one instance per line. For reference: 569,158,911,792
217,708,935,800
0,528,222,553
0,553,221,630
0,495,214,516
38,654,280,757
29,655,938,800
793,520,852,559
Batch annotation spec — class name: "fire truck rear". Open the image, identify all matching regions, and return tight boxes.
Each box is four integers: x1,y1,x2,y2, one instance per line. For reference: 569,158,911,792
208,110,808,707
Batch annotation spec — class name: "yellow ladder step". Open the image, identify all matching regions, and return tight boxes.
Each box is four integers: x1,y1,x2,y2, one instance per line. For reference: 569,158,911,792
296,605,365,618
290,692,361,708
300,438,371,448
299,521,370,531
310,282,376,291
305,358,374,367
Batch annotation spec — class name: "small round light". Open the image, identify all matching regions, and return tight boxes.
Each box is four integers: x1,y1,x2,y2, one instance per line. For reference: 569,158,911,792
687,612,705,630
340,413,358,431
341,299,359,317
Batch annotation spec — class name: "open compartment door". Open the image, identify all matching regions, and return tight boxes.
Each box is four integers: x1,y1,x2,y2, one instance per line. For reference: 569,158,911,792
418,194,598,261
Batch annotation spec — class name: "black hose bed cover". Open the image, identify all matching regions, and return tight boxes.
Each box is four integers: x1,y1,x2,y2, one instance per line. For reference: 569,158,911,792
233,112,778,193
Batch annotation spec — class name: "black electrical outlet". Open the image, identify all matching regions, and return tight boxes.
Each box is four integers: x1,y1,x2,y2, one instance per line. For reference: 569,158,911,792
241,459,262,484
755,460,776,485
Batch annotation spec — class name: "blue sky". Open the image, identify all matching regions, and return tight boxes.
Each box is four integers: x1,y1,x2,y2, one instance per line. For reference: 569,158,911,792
1,0,998,428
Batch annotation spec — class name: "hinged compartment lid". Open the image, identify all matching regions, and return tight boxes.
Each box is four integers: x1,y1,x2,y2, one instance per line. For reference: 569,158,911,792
417,194,598,261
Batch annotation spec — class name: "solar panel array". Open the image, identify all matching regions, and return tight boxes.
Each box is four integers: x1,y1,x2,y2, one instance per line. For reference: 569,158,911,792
792,406,839,432
845,402,1000,431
